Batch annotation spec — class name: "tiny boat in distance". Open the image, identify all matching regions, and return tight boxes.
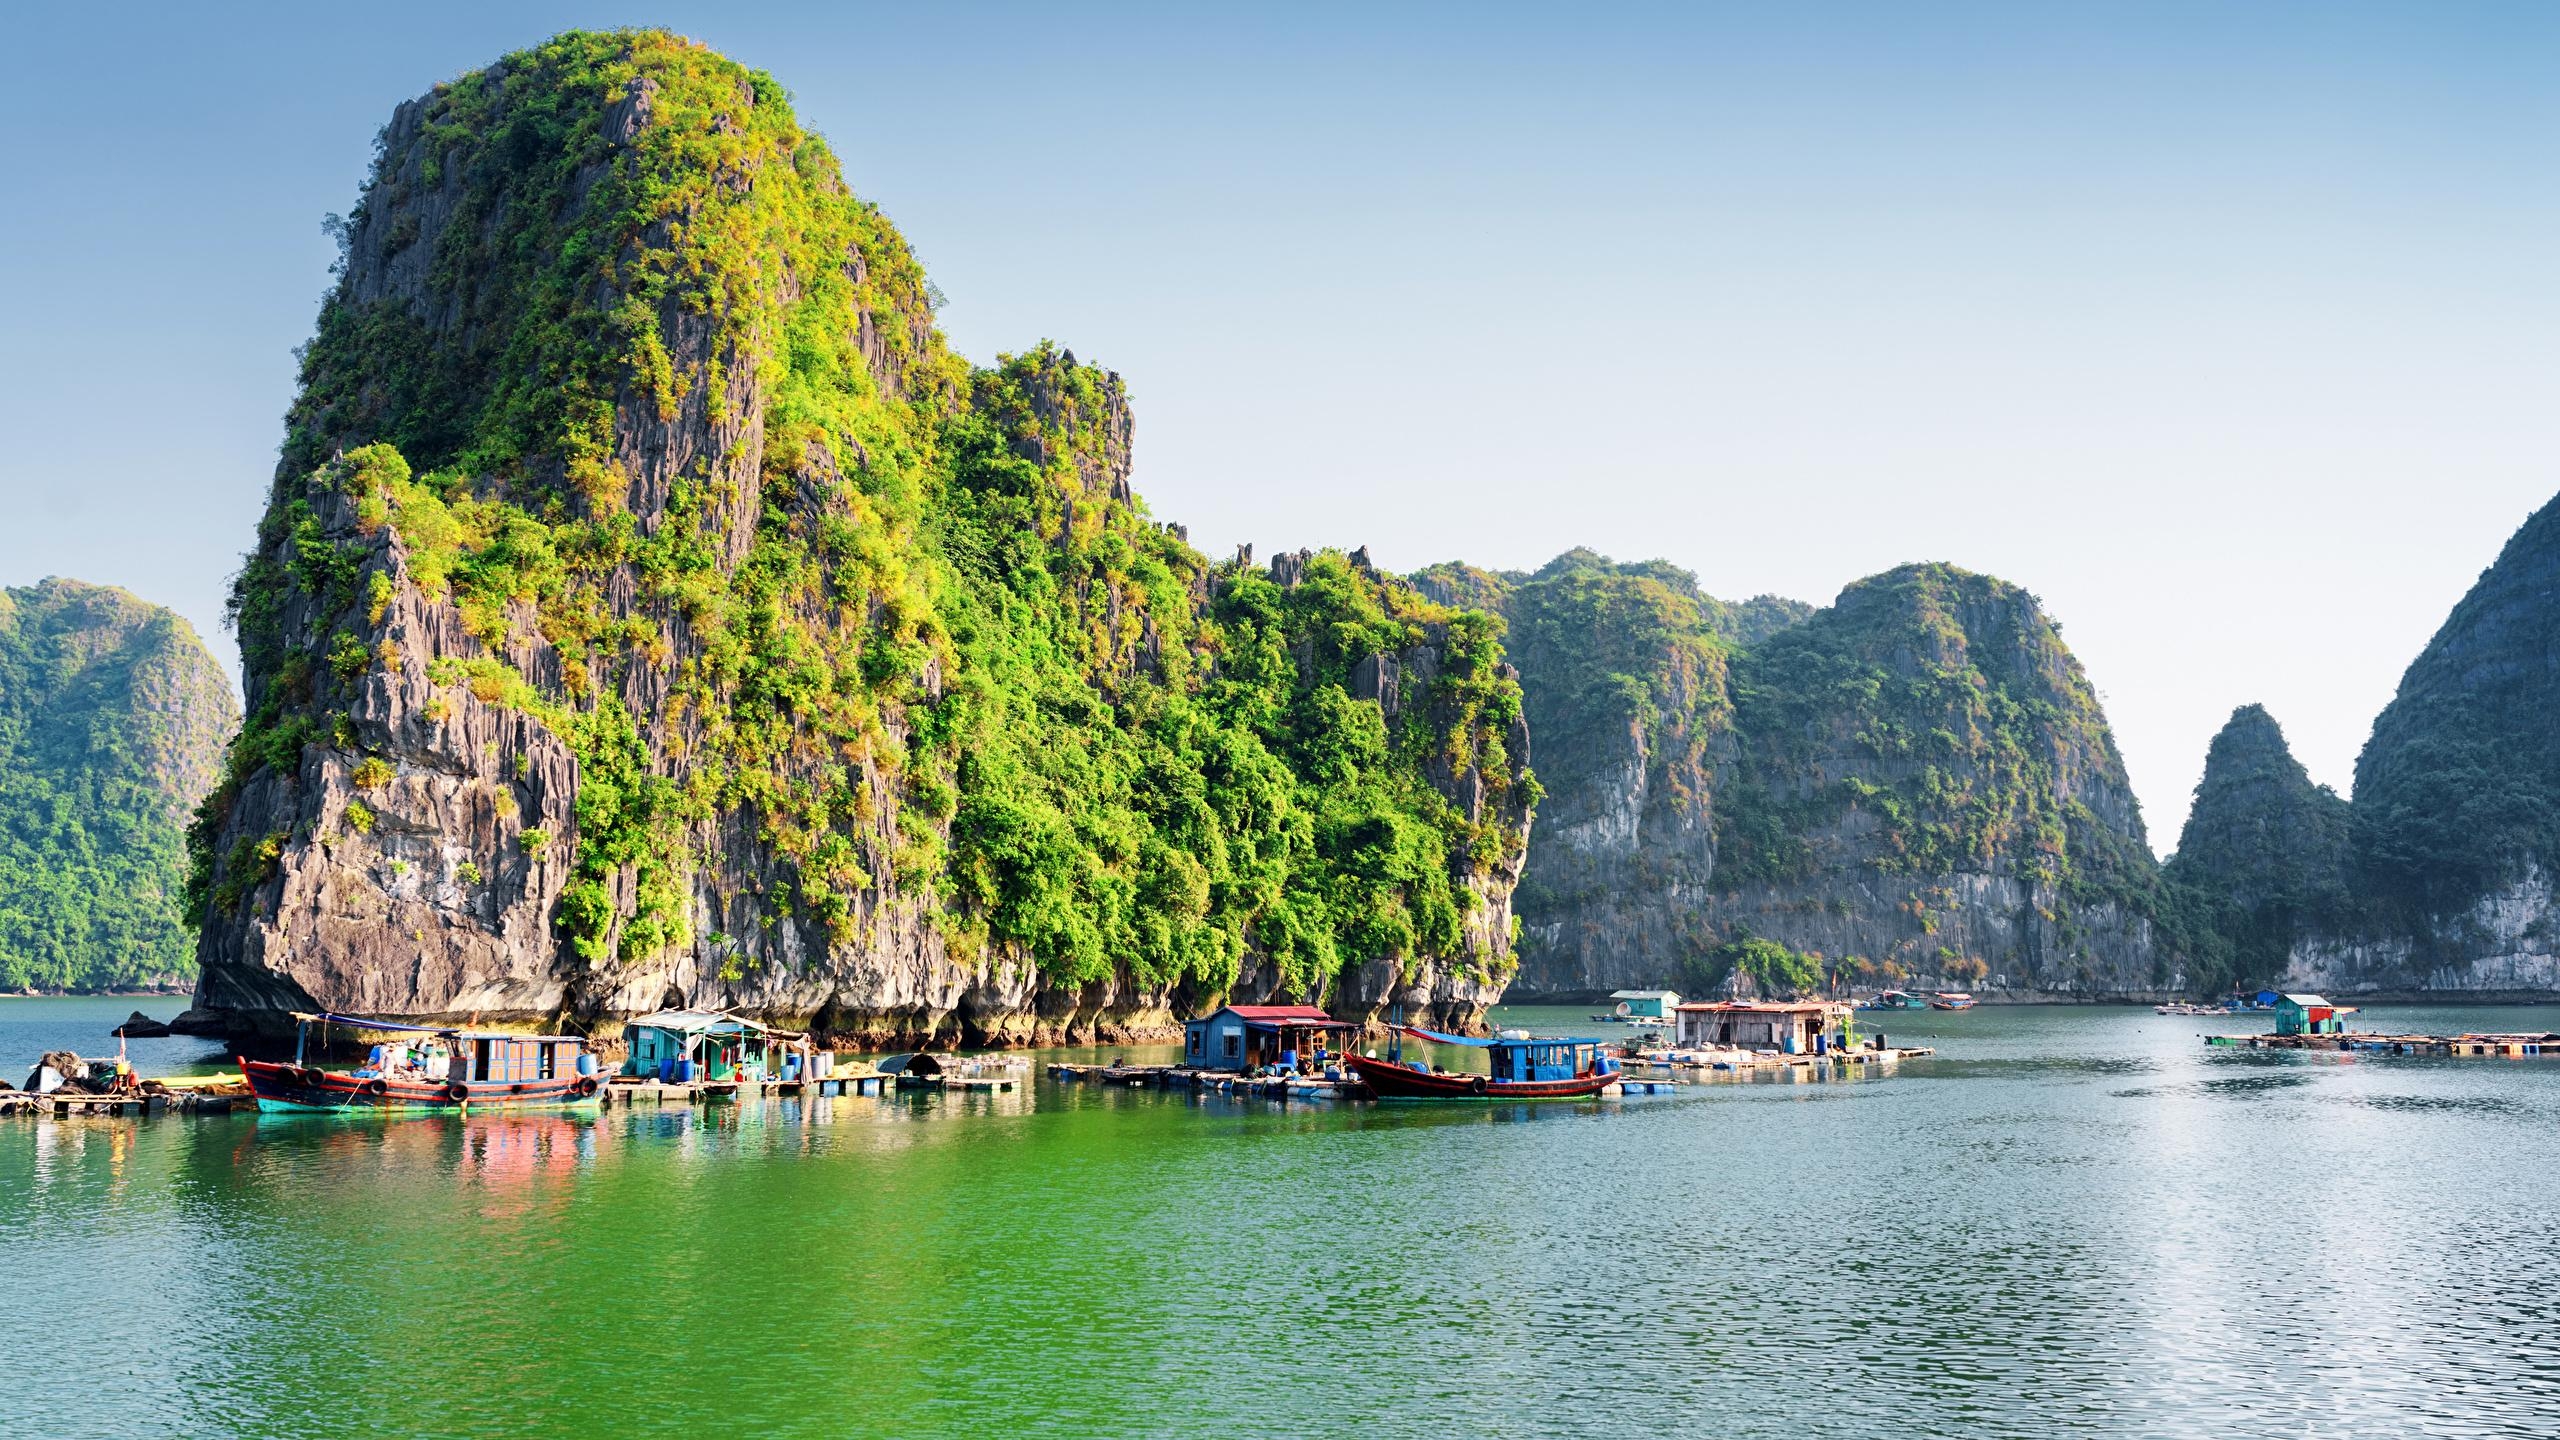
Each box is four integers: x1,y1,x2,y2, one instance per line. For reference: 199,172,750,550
1928,992,1978,1011
1858,990,1927,1011
1349,1026,1619,1100
240,1013,603,1114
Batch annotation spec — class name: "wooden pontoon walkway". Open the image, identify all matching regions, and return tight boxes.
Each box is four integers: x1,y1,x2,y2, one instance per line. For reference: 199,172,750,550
2206,1031,2560,1057
1623,1045,1935,1073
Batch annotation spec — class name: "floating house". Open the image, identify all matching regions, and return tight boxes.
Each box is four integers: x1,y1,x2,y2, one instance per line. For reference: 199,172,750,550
1609,989,1682,1019
1673,1000,1854,1054
1182,1005,1356,1073
623,1010,808,1081
2274,994,2354,1037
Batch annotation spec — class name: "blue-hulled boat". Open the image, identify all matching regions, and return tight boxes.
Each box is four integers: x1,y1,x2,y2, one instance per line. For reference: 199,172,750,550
1348,1025,1618,1100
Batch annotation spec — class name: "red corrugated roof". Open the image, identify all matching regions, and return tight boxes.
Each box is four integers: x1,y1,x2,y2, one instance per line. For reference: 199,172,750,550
1221,1005,1336,1022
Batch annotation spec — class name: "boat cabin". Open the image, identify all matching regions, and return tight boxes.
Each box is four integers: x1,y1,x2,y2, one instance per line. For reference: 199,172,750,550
450,1033,585,1085
288,1011,587,1085
1183,1005,1356,1073
1674,1000,1854,1054
623,1010,806,1081
2275,994,2354,1037
1609,989,1681,1019
1488,1036,1607,1082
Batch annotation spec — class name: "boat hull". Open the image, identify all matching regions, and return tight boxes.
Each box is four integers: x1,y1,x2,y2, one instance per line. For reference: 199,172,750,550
240,1059,602,1114
1347,1055,1616,1101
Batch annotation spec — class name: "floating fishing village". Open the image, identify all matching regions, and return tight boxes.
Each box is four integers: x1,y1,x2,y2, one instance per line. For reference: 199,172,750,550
21,981,2560,1126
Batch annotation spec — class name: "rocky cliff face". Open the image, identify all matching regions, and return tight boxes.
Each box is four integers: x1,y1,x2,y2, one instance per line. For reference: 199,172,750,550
0,579,236,990
181,30,1531,1044
1411,552,1804,998
1438,553,2173,1001
1706,564,2168,999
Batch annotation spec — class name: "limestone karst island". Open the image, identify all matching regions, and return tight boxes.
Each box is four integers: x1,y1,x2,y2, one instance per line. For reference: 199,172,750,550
7,15,2558,1438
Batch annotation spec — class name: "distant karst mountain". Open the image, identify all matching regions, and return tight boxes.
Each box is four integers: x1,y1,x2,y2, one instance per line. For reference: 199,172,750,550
2180,491,2560,998
0,578,235,991
1417,550,2179,1001
2161,705,2351,989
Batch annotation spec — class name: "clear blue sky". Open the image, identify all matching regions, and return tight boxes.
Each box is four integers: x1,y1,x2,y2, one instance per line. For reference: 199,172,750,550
3,1,2554,844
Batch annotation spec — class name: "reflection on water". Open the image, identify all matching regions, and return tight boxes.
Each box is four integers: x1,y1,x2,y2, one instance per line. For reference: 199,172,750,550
4,1001,2560,1438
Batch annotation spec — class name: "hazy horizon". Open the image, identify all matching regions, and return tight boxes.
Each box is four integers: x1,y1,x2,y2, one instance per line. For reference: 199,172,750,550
4,1,2552,846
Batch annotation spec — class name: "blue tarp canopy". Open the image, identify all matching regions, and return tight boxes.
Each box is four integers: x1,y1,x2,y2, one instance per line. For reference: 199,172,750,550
297,1012,452,1035
1399,1024,1492,1048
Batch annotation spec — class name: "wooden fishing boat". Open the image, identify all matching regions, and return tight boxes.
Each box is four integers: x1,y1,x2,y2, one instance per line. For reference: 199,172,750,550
1348,1026,1619,1101
240,1013,602,1114
1857,990,1927,1011
1928,992,1978,1011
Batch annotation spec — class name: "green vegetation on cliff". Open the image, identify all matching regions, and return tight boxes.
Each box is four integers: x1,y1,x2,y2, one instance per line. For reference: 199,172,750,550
0,580,235,990
189,29,1528,1005
1413,549,1806,837
1715,564,2156,906
1714,564,2156,911
1418,552,1741,826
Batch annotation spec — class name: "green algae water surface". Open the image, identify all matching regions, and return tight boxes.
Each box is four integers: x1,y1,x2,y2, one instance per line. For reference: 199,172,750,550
7,1001,2560,1438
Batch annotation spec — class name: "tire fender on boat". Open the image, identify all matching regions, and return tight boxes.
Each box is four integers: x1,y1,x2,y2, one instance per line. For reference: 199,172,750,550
445,1084,470,1104
1468,1075,1488,1096
363,1078,389,1097
572,1076,598,1097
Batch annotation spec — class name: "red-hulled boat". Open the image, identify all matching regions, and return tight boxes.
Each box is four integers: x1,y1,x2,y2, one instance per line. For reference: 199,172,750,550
240,1013,603,1114
1348,1027,1619,1101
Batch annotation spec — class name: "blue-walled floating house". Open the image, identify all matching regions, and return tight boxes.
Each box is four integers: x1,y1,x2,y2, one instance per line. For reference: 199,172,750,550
623,1010,809,1081
2275,994,2354,1037
1182,1005,1356,1073
1608,989,1682,1019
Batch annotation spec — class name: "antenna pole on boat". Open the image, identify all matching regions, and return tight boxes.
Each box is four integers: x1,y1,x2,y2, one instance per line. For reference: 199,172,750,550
1388,1004,1403,1065
294,1016,308,1068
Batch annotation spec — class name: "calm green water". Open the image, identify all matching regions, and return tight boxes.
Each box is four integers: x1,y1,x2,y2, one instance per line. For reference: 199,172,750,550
8,997,2560,1438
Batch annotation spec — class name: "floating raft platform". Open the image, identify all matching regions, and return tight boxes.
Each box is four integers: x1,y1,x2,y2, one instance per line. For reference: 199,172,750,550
1623,1045,1933,1073
2206,1031,2560,1057
1046,1063,1364,1100
0,1075,249,1117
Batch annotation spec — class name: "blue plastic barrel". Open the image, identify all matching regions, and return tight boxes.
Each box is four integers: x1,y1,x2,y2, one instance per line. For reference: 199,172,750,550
675,1058,694,1083
657,1057,675,1083
576,1052,597,1077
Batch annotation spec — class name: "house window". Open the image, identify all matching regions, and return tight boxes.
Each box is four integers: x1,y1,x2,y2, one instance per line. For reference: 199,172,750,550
1223,1032,1240,1060
1187,1030,1202,1055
